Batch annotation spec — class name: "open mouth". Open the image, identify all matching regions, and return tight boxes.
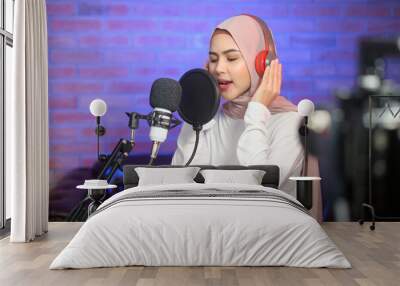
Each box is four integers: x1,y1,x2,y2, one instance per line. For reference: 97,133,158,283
218,80,233,91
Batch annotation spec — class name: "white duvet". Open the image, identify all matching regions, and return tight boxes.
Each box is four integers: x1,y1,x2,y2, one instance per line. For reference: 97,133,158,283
50,183,351,269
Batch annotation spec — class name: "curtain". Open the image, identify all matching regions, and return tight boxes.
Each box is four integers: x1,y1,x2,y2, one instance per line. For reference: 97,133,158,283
7,0,49,242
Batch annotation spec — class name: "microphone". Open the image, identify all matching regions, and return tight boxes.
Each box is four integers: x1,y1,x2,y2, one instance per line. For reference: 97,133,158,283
148,78,182,164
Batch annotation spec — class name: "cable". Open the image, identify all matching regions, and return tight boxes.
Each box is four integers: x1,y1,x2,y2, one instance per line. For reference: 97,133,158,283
97,129,100,161
185,128,201,166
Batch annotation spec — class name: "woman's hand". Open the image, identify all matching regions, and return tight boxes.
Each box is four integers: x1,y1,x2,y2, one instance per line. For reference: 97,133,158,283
251,59,282,108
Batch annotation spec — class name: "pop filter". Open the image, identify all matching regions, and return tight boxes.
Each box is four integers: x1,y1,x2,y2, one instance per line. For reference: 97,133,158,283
178,69,220,130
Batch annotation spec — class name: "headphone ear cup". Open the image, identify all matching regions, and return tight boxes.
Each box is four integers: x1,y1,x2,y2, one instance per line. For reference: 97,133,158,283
255,50,269,78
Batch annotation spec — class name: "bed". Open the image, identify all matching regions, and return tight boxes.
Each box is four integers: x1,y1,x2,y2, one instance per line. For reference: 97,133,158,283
50,165,350,269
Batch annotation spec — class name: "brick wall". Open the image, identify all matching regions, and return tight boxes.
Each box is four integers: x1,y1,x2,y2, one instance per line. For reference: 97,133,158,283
47,1,399,210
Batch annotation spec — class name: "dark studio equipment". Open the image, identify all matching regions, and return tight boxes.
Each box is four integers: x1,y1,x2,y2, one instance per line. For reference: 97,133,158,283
89,99,107,161
290,99,320,210
359,37,400,77
178,68,220,166
96,78,182,174
67,78,183,221
97,138,133,181
304,37,400,225
66,137,134,221
96,78,182,179
148,78,182,165
357,37,400,230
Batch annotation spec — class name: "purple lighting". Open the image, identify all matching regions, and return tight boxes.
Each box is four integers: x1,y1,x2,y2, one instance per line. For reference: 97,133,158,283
47,0,400,220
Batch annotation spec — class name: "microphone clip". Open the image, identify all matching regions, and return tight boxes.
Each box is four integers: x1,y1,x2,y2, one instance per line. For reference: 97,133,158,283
125,112,149,147
146,110,181,130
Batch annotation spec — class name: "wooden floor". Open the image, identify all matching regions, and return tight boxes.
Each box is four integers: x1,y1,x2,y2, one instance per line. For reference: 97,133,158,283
0,222,399,286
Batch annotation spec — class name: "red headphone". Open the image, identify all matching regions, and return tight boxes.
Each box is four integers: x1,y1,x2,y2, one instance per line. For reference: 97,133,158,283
242,14,276,78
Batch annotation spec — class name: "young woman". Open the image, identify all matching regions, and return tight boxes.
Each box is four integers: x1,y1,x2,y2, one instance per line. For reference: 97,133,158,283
172,14,308,200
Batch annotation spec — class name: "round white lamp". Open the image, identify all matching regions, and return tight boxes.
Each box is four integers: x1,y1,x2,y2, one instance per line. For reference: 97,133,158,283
89,99,108,160
90,99,107,117
298,99,315,117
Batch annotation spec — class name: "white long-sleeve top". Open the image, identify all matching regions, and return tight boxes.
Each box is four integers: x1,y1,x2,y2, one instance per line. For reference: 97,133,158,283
171,101,304,197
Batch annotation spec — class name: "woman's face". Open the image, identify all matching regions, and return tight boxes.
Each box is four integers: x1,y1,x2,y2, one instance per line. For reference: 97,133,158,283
208,30,251,101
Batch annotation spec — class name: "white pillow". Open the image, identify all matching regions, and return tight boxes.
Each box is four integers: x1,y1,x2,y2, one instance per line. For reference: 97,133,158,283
135,167,201,186
200,169,266,185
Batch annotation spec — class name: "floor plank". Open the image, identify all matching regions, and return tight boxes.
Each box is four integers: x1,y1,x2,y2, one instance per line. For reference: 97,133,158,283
0,222,399,286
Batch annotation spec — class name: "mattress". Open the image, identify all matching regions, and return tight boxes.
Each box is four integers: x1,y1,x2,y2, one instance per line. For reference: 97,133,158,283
50,183,351,269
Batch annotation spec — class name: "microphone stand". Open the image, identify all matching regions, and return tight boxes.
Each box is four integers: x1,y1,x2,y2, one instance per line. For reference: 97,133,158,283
67,109,182,221
97,112,149,181
95,116,106,161
66,139,134,222
303,117,309,177
97,138,132,181
185,125,202,166
291,116,315,210
67,111,148,222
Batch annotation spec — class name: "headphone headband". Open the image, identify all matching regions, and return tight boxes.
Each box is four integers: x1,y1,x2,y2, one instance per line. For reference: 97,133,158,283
241,14,277,62
241,14,269,51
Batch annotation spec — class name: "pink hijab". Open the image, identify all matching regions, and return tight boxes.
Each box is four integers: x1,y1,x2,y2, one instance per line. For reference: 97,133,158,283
210,15,323,222
211,14,297,119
